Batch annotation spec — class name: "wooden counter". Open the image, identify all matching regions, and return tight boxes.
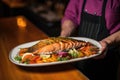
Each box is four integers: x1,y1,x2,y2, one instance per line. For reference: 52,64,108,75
2,0,27,8
0,16,89,80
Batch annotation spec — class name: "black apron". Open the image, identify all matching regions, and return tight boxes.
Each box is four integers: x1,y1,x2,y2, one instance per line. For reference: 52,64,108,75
75,0,119,80
78,0,109,40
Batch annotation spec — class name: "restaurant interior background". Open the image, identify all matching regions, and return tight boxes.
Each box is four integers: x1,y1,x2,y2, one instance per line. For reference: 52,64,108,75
0,0,69,37
0,0,120,79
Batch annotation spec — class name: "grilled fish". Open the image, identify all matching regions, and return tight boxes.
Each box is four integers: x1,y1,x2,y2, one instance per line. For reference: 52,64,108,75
19,37,87,55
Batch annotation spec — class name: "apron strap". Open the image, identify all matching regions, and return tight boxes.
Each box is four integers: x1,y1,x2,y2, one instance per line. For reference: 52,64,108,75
101,0,107,27
98,0,110,40
81,0,86,12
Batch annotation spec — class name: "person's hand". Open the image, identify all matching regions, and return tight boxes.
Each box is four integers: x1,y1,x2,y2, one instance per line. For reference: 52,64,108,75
94,40,108,59
94,31,120,59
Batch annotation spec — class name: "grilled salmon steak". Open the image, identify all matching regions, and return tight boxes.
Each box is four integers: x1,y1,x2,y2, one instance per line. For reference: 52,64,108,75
19,37,88,56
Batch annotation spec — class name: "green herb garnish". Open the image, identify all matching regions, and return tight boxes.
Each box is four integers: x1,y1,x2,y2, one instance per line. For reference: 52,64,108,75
14,56,22,61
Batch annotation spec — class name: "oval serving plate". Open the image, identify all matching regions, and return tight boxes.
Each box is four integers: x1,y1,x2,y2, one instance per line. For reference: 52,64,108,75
9,37,102,67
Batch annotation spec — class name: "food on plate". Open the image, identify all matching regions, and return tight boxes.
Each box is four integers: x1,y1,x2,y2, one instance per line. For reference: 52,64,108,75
14,37,99,64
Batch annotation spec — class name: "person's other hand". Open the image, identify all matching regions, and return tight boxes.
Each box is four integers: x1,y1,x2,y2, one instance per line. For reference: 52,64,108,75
93,40,108,59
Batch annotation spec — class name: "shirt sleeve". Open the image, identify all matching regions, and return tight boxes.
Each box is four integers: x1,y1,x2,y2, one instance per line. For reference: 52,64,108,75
61,0,80,27
105,0,120,34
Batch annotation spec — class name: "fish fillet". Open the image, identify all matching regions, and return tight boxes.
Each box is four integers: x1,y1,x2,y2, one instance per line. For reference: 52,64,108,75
19,37,87,55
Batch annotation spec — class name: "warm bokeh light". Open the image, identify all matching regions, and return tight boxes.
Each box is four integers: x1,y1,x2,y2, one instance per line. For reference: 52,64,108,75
17,16,27,28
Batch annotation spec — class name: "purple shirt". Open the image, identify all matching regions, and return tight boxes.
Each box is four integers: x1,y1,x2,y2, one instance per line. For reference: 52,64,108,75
62,0,120,34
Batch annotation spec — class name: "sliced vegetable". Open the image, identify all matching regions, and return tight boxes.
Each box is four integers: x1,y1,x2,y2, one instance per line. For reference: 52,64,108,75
40,54,51,59
57,52,68,57
57,57,69,61
68,48,79,58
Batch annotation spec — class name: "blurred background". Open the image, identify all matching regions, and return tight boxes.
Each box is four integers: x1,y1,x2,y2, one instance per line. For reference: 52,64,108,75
0,0,69,37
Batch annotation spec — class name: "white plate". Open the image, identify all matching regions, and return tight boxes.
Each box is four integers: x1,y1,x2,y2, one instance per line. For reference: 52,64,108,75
9,37,102,67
